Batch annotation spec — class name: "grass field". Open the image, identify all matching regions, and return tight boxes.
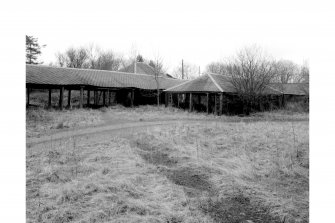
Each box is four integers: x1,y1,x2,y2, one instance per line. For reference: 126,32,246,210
26,106,309,223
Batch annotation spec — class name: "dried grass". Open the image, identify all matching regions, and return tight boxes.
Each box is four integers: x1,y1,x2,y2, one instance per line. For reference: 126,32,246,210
26,110,308,223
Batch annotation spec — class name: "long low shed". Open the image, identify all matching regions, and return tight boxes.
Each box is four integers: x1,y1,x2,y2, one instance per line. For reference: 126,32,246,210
26,64,186,109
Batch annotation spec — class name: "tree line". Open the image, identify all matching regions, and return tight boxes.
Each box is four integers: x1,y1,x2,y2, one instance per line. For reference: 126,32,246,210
206,47,309,84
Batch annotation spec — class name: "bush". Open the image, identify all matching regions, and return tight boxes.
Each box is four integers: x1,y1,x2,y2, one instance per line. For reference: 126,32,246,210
285,101,309,113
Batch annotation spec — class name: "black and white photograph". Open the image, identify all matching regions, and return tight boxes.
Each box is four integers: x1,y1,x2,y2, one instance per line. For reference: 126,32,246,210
1,0,335,222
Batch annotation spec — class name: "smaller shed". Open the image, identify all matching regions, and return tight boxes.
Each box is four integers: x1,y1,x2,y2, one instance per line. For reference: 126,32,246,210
164,72,284,115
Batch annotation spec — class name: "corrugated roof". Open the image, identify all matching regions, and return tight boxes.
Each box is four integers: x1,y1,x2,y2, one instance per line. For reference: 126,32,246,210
119,62,172,78
26,64,185,90
165,72,283,95
269,83,309,95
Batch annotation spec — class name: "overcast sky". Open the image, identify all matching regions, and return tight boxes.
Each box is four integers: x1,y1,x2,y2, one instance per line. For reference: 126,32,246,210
24,0,320,73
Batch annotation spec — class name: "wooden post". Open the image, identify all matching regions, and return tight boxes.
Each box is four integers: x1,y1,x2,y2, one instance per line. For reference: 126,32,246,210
189,93,193,112
165,93,168,107
219,93,223,115
130,89,134,107
206,93,209,114
79,86,84,108
103,90,106,106
87,90,90,106
168,93,173,107
214,94,217,115
94,90,97,105
26,88,30,106
48,89,52,108
177,94,180,108
67,89,71,108
59,86,64,110
108,90,111,106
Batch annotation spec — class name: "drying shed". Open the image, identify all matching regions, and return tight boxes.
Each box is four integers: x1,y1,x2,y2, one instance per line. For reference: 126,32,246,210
164,73,284,115
26,64,185,109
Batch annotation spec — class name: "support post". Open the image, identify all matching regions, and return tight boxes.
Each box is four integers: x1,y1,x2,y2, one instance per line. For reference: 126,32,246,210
130,89,134,107
108,90,111,106
59,86,64,110
79,86,84,108
168,93,173,107
165,93,168,107
219,93,223,115
27,88,30,106
48,89,52,108
206,93,209,114
103,90,106,106
94,90,97,105
189,93,193,112
177,94,180,108
214,94,217,115
67,89,71,108
87,90,90,106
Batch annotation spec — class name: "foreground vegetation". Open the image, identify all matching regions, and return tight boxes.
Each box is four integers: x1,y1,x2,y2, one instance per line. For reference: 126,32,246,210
26,108,309,223
27,104,308,138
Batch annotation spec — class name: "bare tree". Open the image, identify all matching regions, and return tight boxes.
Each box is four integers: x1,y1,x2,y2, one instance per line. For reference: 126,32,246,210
86,43,102,68
297,60,309,96
152,54,166,106
56,44,123,71
298,60,309,83
206,61,229,75
55,52,68,67
172,61,197,79
226,46,277,115
56,47,89,68
273,60,300,83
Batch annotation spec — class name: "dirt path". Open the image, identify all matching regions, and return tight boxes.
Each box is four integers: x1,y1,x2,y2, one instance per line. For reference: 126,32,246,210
27,113,308,147
26,119,202,147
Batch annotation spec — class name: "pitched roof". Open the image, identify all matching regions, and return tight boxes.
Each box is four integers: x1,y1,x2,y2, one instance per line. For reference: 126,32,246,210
164,74,221,93
119,62,172,78
164,73,282,95
269,83,309,95
26,64,185,90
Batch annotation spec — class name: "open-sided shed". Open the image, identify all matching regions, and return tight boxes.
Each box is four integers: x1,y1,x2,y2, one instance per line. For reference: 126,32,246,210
164,72,286,115
26,64,185,109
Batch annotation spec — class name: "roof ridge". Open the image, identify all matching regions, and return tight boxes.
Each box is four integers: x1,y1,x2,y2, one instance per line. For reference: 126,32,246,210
26,64,179,81
163,78,195,91
207,73,224,92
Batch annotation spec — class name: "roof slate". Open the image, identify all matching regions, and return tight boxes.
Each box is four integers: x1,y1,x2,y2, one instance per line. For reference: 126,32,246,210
26,65,185,90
